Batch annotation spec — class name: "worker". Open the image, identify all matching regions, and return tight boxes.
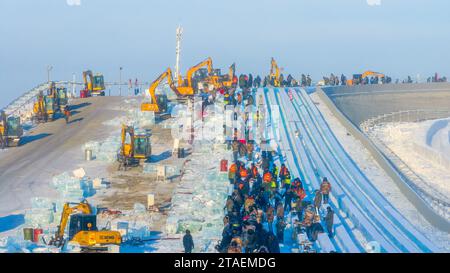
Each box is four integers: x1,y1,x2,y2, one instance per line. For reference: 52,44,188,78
267,233,280,253
64,105,71,124
324,206,334,238
283,187,294,212
320,177,332,204
228,162,237,184
313,190,322,210
183,229,194,253
266,204,275,233
251,163,258,179
275,218,286,244
232,140,239,161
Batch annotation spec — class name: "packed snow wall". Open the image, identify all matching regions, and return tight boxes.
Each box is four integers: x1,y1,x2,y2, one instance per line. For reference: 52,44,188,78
317,87,450,232
322,83,450,127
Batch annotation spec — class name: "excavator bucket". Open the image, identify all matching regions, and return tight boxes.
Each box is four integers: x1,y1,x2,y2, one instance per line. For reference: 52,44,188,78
141,103,159,112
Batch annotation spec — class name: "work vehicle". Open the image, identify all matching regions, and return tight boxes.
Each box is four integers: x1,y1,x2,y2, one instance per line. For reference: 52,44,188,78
141,68,174,113
0,111,23,148
32,90,56,122
176,57,213,95
56,86,68,111
347,70,385,85
269,57,281,87
80,70,105,97
117,124,152,170
48,200,121,251
220,63,237,89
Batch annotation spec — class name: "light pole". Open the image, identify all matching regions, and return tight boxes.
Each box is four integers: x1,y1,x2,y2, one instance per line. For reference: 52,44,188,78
47,65,53,83
119,67,123,96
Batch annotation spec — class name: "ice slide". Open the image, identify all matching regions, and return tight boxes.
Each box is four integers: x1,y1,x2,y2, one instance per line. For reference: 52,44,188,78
258,87,438,253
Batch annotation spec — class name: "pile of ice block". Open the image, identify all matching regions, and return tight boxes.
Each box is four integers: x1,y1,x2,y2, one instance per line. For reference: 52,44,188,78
81,135,121,163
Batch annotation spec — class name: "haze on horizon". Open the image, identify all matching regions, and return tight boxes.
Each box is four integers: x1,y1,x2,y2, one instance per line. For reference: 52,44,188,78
1,0,449,107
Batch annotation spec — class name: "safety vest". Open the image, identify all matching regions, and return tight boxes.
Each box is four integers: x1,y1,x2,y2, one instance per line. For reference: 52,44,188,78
284,177,291,185
273,167,279,177
240,169,248,178
263,172,272,183
230,164,237,173
270,180,277,188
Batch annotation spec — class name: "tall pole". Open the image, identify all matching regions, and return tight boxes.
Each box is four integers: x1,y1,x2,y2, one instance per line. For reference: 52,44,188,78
72,73,76,98
175,26,183,82
47,65,53,83
119,67,123,96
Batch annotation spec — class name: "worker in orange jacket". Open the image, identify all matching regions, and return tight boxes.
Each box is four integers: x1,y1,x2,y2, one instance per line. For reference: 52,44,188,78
228,163,237,184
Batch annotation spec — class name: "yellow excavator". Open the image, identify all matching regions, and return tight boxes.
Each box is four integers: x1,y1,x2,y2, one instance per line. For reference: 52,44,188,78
177,57,214,95
141,68,175,113
81,70,106,97
32,89,56,122
117,124,152,170
348,70,385,85
269,57,281,87
48,200,121,251
220,63,237,89
0,111,23,148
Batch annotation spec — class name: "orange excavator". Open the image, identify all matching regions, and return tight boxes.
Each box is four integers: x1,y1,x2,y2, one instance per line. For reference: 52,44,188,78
141,68,176,113
347,70,385,85
176,57,213,95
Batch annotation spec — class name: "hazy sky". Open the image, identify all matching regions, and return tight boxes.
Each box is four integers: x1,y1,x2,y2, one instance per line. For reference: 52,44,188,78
1,0,449,107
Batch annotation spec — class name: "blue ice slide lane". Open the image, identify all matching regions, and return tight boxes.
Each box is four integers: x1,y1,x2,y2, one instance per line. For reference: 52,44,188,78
284,88,405,252
295,88,437,252
286,87,436,252
263,88,362,253
269,88,363,253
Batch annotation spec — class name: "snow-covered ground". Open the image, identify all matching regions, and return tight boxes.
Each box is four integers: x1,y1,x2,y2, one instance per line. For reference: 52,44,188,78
370,120,450,201
310,92,450,252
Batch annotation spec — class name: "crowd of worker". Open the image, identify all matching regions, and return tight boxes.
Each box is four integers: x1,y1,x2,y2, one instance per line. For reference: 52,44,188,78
211,85,335,253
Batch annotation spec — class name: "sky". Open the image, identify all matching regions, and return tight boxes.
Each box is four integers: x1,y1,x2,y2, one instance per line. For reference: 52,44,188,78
1,0,449,108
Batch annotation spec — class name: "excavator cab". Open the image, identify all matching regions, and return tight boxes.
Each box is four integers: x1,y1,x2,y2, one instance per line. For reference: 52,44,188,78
92,74,105,95
0,111,23,148
44,95,56,121
118,125,151,169
133,134,152,160
49,200,121,250
56,87,68,111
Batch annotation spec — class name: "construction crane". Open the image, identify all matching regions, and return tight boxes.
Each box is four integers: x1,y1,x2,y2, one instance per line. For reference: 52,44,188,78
48,200,121,250
269,57,281,87
0,111,23,148
80,70,106,97
177,57,213,95
141,68,175,113
117,124,152,170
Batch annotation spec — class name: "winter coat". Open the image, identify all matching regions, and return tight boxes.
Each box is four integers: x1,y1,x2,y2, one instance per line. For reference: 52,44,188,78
276,204,284,219
183,234,194,251
314,191,322,208
267,237,280,253
320,181,331,195
325,209,334,229
266,206,275,223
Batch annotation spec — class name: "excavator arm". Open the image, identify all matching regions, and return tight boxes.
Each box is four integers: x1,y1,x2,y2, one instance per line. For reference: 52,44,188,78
82,70,94,92
270,58,281,87
181,57,213,88
141,68,176,112
55,201,92,241
361,70,385,79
